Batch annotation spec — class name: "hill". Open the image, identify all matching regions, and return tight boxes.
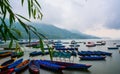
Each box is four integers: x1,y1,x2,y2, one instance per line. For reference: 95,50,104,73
1,19,100,39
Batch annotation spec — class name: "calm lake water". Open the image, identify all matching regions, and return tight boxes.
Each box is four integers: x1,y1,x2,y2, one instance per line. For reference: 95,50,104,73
0,39,120,74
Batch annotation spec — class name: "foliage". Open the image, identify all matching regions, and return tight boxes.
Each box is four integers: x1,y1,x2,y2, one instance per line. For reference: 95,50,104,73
0,0,53,60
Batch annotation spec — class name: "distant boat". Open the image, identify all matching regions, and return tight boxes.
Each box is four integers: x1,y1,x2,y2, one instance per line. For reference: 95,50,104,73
108,47,119,50
78,51,112,56
116,44,120,47
69,44,80,48
96,41,106,45
86,42,96,47
0,40,4,44
69,40,80,50
53,40,65,49
79,56,106,60
71,40,77,44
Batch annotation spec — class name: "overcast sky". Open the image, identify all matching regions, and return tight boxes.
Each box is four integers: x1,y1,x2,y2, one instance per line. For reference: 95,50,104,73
10,0,120,39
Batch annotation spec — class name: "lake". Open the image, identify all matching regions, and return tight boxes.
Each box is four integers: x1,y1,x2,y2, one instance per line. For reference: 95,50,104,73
0,39,120,74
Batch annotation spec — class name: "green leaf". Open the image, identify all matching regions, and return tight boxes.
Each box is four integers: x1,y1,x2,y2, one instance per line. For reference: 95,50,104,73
29,25,37,31
39,38,44,53
17,18,29,34
46,44,53,61
28,0,31,18
9,39,13,48
0,24,6,41
33,9,36,19
28,26,31,44
9,14,13,25
8,29,18,40
16,14,31,22
11,28,21,36
34,0,41,8
3,8,6,20
21,0,24,6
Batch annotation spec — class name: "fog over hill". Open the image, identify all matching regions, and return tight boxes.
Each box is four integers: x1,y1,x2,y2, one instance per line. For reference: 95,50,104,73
1,19,100,39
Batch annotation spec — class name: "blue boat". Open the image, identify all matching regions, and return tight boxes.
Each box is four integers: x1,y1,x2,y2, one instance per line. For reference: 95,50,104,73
79,56,106,60
78,51,112,56
14,59,30,72
108,47,119,50
71,51,77,56
29,51,42,56
0,58,15,71
55,48,76,50
29,51,49,56
53,41,65,49
116,45,120,47
36,60,65,72
8,58,23,69
94,51,112,56
42,60,92,70
29,60,40,74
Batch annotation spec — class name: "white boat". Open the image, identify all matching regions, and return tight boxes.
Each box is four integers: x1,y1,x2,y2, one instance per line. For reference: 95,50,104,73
86,42,96,47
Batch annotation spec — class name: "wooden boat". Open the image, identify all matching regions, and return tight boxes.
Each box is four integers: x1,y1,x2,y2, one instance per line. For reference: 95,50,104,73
0,68,14,74
79,56,106,60
29,51,49,57
93,51,112,56
29,60,40,74
69,44,80,47
0,51,8,54
86,42,96,47
14,59,30,72
71,51,77,56
53,41,65,49
0,40,4,44
116,44,120,47
42,60,92,70
95,41,106,45
4,48,16,50
36,60,65,72
0,52,11,57
0,58,15,71
29,51,42,57
108,47,119,50
8,58,23,69
78,51,112,56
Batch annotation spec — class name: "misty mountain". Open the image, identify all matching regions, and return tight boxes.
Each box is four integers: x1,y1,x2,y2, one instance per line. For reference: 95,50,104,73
1,19,100,39
14,22,100,39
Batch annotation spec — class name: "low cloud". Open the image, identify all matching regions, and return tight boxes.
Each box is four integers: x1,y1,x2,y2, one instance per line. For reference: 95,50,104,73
104,0,120,29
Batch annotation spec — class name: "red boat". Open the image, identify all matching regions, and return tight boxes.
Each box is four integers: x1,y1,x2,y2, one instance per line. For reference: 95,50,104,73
0,68,14,74
29,60,40,74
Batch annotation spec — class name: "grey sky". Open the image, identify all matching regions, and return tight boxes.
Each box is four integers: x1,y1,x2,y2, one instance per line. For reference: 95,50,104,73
10,0,120,39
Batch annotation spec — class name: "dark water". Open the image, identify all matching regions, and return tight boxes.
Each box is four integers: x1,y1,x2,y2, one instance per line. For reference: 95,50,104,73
0,39,120,74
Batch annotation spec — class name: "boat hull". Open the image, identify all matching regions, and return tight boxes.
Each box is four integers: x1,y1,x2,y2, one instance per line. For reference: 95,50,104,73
14,59,30,72
42,60,91,70
79,56,106,60
29,60,40,74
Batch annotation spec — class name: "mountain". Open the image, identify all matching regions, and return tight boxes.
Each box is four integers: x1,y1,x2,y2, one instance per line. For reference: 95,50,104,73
1,19,100,39
14,22,100,39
